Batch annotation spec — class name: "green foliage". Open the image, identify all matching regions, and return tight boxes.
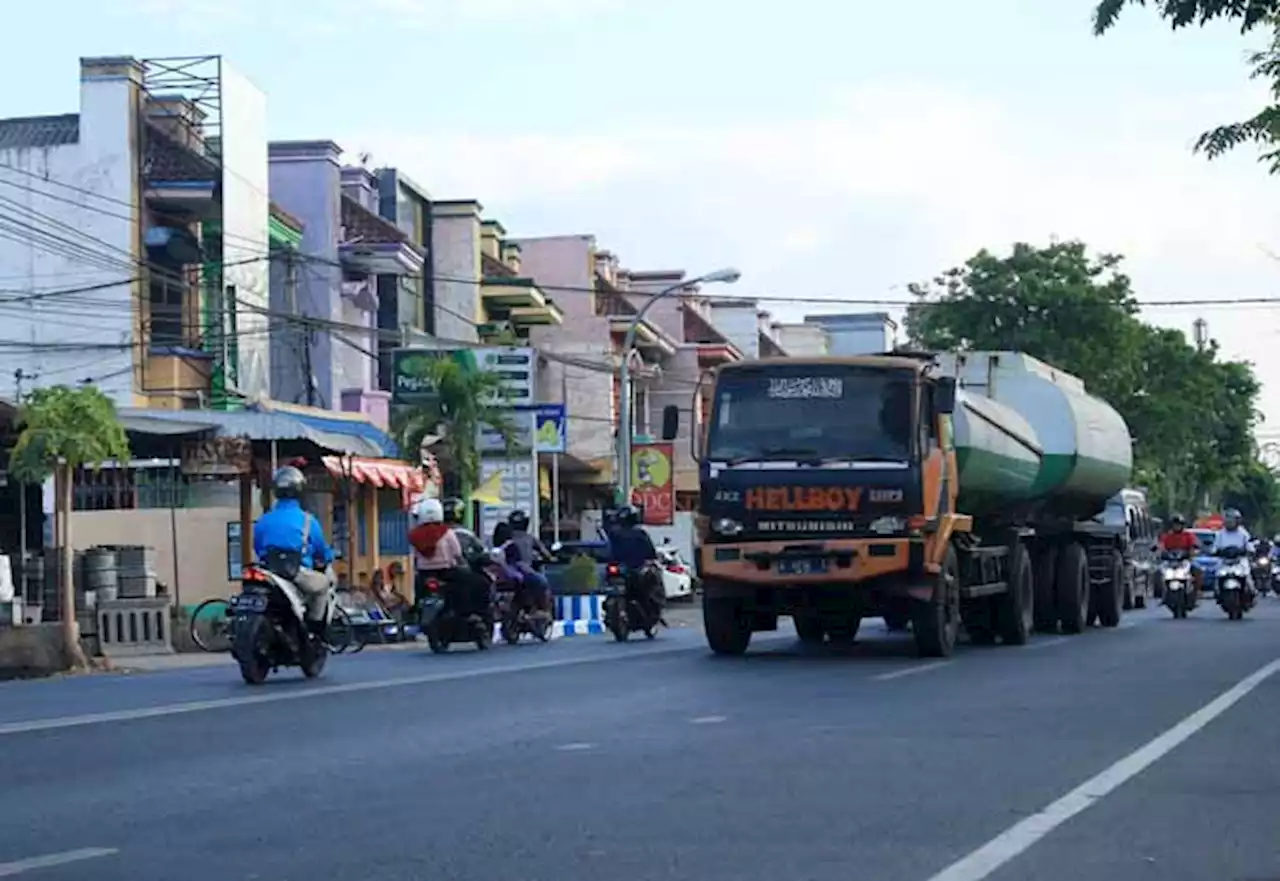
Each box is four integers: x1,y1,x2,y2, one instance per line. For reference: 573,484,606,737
8,385,131,482
559,553,602,594
391,356,515,495
1222,459,1280,534
1094,1,1280,172
906,240,1261,512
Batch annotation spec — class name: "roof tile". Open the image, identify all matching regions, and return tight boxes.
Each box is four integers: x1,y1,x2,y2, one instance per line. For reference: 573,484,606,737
0,113,80,150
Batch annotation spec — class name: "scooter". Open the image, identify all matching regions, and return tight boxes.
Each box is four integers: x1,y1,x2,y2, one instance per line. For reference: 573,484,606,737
1215,546,1255,621
416,560,494,653
1251,551,1272,596
230,550,341,685
1159,550,1196,619
602,561,665,642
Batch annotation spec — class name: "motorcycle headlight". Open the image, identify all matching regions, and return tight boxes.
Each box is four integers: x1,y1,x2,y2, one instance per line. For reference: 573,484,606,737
1166,580,1183,590
1223,578,1240,589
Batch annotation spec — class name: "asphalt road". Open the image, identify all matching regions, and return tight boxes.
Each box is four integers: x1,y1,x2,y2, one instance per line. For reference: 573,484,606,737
2,600,1279,881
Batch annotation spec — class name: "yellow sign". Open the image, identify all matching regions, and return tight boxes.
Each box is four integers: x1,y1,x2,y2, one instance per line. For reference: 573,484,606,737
632,445,671,489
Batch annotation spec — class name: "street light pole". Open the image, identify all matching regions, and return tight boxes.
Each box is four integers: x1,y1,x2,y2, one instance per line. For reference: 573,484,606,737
617,267,741,505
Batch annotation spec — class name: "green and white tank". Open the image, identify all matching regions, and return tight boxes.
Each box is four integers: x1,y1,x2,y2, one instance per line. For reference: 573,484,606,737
951,389,1043,516
937,351,1133,521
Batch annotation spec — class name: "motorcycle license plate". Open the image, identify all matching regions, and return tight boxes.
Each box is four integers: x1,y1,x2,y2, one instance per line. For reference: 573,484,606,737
231,593,267,613
777,557,828,576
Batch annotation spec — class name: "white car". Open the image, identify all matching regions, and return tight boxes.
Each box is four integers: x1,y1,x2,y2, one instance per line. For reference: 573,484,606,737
657,547,694,599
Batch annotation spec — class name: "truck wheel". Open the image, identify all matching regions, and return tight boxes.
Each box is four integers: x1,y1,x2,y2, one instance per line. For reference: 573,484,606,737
704,597,752,655
913,545,960,658
793,611,825,645
996,543,1033,646
1056,542,1089,635
1097,551,1123,628
1032,547,1058,633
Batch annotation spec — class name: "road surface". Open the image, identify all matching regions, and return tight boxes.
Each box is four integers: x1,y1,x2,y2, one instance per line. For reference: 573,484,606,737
1,600,1278,881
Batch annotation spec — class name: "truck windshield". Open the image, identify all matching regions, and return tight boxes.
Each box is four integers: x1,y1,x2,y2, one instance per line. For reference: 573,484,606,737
707,365,914,463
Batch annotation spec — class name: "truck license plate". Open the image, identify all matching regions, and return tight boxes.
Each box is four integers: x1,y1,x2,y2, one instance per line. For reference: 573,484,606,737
777,557,828,576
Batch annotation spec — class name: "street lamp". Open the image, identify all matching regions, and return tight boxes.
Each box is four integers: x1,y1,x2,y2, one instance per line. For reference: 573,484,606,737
617,267,742,504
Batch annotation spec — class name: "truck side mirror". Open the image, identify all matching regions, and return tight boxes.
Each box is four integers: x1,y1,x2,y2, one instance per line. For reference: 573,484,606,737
661,404,679,441
935,377,957,414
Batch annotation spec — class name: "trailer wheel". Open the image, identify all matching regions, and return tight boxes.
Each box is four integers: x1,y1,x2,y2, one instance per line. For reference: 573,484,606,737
913,545,960,658
1097,550,1124,628
996,543,1034,646
704,597,752,656
1056,542,1089,635
1032,547,1058,633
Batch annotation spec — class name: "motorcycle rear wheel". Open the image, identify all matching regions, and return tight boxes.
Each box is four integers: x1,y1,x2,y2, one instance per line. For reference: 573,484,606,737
233,616,271,686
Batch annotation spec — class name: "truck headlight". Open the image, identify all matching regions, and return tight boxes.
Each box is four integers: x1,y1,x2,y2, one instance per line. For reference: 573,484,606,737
712,517,743,536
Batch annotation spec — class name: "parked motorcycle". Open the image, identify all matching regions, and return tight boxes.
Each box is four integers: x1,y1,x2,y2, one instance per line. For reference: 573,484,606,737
1159,550,1196,619
416,561,494,654
1215,546,1254,621
602,561,664,642
230,551,342,685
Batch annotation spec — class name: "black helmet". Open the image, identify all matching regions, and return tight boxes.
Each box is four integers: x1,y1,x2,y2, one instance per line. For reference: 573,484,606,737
508,510,530,530
618,504,640,527
273,465,306,499
1224,508,1243,526
442,497,465,524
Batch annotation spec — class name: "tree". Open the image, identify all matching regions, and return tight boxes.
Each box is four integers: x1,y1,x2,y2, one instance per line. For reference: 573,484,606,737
7,385,130,669
1094,1,1280,172
906,240,1261,513
1222,458,1280,534
392,356,515,516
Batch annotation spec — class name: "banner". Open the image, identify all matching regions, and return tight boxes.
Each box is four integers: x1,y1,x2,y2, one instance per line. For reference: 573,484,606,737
631,443,674,526
476,403,567,454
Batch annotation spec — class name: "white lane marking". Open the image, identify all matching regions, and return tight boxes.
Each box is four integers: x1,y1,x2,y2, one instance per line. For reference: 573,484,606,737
1024,638,1069,650
555,742,595,751
0,642,701,737
924,656,1280,881
0,847,118,876
873,661,952,681
689,715,727,724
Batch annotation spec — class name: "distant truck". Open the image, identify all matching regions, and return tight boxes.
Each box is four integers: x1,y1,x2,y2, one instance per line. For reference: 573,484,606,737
695,351,1136,658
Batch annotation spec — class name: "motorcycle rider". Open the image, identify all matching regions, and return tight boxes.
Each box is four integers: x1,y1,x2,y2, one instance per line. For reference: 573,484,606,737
503,510,553,614
1212,508,1254,593
608,504,664,624
442,497,486,561
1159,513,1202,595
408,497,493,623
252,466,335,633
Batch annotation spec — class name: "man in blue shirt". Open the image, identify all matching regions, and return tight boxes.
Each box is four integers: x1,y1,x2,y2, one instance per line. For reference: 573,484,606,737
253,466,335,628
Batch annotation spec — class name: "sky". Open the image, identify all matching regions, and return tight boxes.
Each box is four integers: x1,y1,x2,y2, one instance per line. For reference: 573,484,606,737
5,0,1280,425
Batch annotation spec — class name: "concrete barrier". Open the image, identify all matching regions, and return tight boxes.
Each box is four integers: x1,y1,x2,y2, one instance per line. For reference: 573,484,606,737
554,594,605,636
0,623,70,679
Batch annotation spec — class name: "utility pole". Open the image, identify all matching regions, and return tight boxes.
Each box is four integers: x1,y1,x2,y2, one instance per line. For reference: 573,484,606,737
282,248,316,406
13,369,34,574
1192,317,1208,352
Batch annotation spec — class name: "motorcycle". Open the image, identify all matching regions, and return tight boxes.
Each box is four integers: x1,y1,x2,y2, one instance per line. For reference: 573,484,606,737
1214,546,1254,621
230,550,340,685
1253,551,1273,596
602,561,664,642
1159,550,1197,619
416,557,495,654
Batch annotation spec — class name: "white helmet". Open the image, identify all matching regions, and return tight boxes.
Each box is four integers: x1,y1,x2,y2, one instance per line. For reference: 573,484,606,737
411,497,444,525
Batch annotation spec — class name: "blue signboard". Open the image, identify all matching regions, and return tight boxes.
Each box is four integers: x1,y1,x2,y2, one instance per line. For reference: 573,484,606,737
477,403,568,454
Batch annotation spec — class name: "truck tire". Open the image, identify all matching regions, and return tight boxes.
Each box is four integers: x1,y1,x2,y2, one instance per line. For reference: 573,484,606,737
1056,542,1089,635
793,611,825,645
1097,550,1123,628
913,545,960,658
1032,547,1058,633
996,543,1034,646
704,597,752,655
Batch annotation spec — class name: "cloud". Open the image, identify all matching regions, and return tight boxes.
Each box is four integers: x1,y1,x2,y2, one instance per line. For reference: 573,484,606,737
345,80,1280,414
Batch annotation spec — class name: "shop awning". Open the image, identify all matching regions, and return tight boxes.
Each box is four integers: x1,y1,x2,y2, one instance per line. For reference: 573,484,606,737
322,456,425,491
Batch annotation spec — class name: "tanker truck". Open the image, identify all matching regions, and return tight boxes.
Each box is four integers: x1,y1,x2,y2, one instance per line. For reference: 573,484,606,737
694,350,1134,658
